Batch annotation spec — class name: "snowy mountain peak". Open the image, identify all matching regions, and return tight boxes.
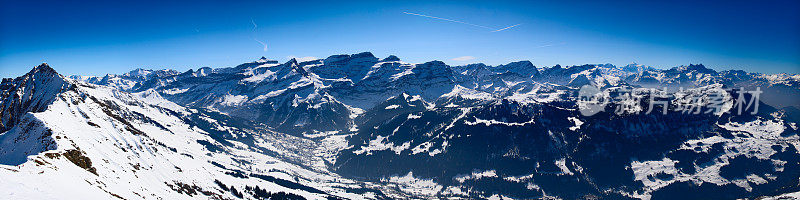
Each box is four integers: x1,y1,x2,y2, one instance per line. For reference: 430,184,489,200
382,55,401,62
324,52,378,64
352,51,377,59
413,61,453,78
123,68,151,77
27,63,59,77
285,58,311,77
420,60,446,66
0,64,72,132
671,63,716,74
622,63,654,73
256,56,279,64
287,58,299,65
494,60,539,78
311,52,380,81
595,63,617,69
15,63,70,85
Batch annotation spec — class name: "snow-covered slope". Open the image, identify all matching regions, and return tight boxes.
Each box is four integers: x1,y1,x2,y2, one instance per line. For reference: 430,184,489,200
0,64,393,199
9,53,800,199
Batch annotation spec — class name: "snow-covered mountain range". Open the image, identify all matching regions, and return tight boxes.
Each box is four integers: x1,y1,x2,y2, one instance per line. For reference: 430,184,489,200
2,52,799,199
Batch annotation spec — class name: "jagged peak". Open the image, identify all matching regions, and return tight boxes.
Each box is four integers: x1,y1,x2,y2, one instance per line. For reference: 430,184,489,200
622,63,652,71
123,68,179,75
420,60,447,66
123,68,152,77
671,63,717,74
503,60,534,67
1,63,73,132
674,63,704,70
324,52,379,63
129,68,148,72
352,51,376,59
722,69,749,75
568,74,592,87
180,67,213,77
13,63,69,85
286,58,299,66
495,60,538,76
688,63,707,69
496,60,535,69
285,58,310,76
324,54,348,62
414,60,451,73
441,84,495,101
595,63,616,68
299,59,323,66
27,63,59,77
256,56,279,64
195,67,213,76
466,63,488,67
382,55,401,62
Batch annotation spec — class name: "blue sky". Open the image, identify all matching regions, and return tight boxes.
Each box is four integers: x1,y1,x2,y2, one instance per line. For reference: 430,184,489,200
1,0,798,77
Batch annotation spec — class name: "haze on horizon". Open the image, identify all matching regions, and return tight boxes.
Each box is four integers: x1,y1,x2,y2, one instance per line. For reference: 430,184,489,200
1,0,798,78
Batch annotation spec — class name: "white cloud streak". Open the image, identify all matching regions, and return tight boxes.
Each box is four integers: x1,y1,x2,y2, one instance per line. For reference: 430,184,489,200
452,56,476,61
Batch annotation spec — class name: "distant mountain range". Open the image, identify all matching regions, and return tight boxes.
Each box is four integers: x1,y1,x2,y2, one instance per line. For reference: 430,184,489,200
2,52,799,199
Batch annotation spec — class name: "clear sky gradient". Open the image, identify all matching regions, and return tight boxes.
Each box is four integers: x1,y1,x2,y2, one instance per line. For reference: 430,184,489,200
1,0,799,78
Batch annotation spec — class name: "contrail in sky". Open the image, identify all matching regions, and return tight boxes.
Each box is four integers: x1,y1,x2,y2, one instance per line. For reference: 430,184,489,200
492,24,521,32
254,38,268,52
250,19,267,52
537,42,566,48
403,12,493,30
403,11,520,32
